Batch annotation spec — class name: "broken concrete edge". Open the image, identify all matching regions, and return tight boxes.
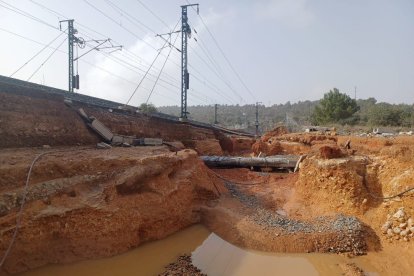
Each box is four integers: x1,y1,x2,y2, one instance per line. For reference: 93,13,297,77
96,142,112,149
78,108,164,147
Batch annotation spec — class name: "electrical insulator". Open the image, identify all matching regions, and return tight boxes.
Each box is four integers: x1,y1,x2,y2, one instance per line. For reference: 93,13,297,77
185,71,189,89
75,75,80,89
72,75,80,90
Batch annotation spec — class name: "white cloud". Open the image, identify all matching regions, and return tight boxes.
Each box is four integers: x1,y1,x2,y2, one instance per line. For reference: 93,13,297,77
82,33,177,106
255,0,315,28
81,8,230,107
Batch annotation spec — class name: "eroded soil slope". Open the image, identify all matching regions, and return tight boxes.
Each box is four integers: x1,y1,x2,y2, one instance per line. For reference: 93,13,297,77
0,146,224,274
224,132,414,275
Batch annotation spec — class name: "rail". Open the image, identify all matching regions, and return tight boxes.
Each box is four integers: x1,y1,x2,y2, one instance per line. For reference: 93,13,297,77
0,75,255,138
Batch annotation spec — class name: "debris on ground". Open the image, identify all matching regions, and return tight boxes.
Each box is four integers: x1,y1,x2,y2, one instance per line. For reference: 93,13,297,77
382,207,414,242
159,255,206,276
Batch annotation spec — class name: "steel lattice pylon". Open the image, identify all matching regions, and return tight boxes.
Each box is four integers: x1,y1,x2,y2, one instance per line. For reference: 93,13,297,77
180,4,198,120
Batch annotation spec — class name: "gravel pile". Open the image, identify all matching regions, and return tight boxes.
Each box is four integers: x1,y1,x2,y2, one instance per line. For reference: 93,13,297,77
159,255,206,276
225,180,366,255
224,181,259,207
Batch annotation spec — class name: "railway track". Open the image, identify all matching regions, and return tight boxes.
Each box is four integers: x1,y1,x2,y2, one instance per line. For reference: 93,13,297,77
0,75,255,138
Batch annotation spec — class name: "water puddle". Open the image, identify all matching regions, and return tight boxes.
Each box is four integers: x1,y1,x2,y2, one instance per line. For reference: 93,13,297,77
21,225,210,276
193,233,318,275
21,224,378,276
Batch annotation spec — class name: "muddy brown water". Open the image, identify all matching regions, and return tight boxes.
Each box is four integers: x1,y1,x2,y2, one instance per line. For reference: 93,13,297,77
22,225,379,276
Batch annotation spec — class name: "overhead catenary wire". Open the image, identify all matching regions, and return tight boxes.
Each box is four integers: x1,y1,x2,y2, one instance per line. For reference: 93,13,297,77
9,30,67,77
27,37,67,81
146,32,180,104
3,1,183,103
104,0,157,35
102,0,241,104
189,44,242,103
0,27,182,104
125,19,181,106
187,19,232,83
29,0,158,71
28,0,239,104
194,33,226,78
0,0,60,31
82,0,159,52
2,27,217,106
186,0,257,101
28,0,182,87
135,0,170,29
6,0,241,105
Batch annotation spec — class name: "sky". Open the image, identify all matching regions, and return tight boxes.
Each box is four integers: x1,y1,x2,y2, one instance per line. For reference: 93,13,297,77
0,0,413,107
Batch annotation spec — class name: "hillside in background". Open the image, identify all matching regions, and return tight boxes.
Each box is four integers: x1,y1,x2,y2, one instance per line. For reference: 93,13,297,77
158,98,414,132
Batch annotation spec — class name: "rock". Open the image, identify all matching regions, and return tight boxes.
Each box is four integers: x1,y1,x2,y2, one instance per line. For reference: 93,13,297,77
387,229,394,237
407,218,413,227
42,145,51,149
409,227,414,233
318,145,343,159
403,237,409,242
393,227,401,234
393,208,405,220
400,230,408,237
400,222,407,229
381,221,392,233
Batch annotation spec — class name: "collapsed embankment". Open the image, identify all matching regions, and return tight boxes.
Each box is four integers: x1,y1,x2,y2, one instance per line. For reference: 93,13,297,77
246,127,414,275
2,87,414,275
0,89,237,156
0,147,225,274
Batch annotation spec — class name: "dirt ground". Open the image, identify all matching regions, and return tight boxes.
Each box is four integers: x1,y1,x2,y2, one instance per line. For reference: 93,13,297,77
205,134,414,275
0,146,225,274
1,90,414,275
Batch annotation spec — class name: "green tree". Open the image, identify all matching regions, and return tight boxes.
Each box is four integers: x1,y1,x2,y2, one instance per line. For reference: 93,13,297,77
368,103,412,127
311,88,359,125
139,103,157,113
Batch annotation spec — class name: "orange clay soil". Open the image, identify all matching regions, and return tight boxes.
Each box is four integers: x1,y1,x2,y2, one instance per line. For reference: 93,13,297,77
1,105,414,276
205,134,414,275
0,146,225,274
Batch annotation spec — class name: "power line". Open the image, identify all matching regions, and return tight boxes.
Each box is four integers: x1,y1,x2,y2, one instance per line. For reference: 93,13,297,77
27,37,67,81
74,8,237,104
28,0,179,88
189,44,242,102
146,32,180,104
125,19,181,106
9,30,66,77
82,0,159,52
78,29,217,105
0,0,59,31
4,0,238,105
105,0,240,105
190,27,227,81
135,0,170,29
190,73,236,104
186,0,257,101
104,0,156,34
0,27,183,104
0,27,66,54
97,49,217,104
